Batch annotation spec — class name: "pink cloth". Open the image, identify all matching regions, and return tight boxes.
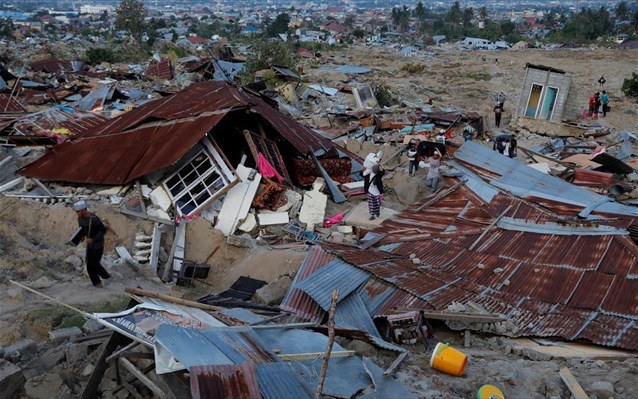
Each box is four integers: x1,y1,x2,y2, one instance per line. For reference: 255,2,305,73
323,212,345,228
257,153,284,183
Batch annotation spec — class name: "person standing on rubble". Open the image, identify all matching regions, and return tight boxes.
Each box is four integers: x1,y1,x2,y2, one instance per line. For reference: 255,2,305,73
425,151,442,191
462,125,476,141
364,164,385,220
493,101,504,128
72,200,111,288
435,129,446,145
601,91,609,117
407,140,420,176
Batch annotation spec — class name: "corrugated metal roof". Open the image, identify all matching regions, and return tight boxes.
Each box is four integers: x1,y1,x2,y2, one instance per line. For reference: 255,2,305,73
74,83,116,111
254,328,346,355
255,362,312,399
287,356,371,398
12,105,108,139
455,141,638,217
334,292,381,338
296,259,371,311
20,113,226,184
360,358,417,399
280,246,335,323
190,361,262,399
300,144,638,350
155,325,234,369
19,81,342,184
200,327,279,364
31,57,72,73
145,58,174,80
0,91,26,113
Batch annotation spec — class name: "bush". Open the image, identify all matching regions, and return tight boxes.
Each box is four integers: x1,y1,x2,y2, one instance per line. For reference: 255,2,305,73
374,84,395,107
621,72,638,101
85,47,117,64
400,62,427,74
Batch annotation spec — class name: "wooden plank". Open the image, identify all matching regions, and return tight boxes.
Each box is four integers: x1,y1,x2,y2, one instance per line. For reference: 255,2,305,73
383,351,408,376
119,208,173,225
125,287,224,311
81,332,122,399
315,289,340,399
106,341,140,363
32,178,54,197
161,221,182,283
393,308,504,323
149,223,161,273
358,233,387,250
278,350,355,361
308,148,346,203
119,357,167,399
468,205,512,251
412,181,464,213
135,180,147,216
559,367,588,399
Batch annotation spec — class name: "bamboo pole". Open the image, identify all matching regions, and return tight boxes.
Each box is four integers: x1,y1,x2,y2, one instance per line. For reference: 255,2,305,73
10,280,94,319
124,287,224,312
315,289,339,399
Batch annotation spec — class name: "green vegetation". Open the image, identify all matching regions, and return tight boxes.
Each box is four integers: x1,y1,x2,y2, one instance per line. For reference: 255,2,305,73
374,84,395,107
115,0,149,50
266,13,291,37
400,62,427,74
85,47,117,64
465,73,491,81
241,40,297,84
622,73,638,101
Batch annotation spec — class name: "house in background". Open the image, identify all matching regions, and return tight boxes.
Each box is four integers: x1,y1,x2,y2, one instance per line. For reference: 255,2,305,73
515,63,579,123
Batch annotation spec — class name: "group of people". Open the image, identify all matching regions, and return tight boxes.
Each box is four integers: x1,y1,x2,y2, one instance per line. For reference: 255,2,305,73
588,91,610,118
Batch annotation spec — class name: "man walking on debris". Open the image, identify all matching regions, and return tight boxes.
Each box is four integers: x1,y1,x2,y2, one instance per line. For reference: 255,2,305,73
493,101,504,128
72,200,111,287
426,150,442,191
364,164,385,220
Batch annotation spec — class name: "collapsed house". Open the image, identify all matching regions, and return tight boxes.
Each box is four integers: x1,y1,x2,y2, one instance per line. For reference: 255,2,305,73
515,63,580,123
282,141,638,351
17,81,357,218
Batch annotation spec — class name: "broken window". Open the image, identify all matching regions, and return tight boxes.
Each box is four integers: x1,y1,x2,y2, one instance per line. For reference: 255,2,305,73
163,138,235,216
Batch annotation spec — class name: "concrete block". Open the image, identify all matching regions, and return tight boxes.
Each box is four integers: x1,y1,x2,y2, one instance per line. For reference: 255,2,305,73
337,225,353,234
3,339,36,359
227,234,254,248
254,275,293,305
24,372,66,399
23,348,66,379
6,287,24,302
257,212,289,226
588,381,614,399
149,185,172,212
238,212,257,233
30,277,53,289
330,232,345,243
65,343,88,364
48,327,82,343
0,359,24,399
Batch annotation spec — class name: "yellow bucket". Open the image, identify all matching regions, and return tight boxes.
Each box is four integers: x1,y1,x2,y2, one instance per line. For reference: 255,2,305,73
429,342,467,376
477,384,505,399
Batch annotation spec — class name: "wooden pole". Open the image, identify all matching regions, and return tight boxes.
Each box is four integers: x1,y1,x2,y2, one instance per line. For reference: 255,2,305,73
10,280,93,319
468,205,512,251
124,287,224,312
315,289,339,399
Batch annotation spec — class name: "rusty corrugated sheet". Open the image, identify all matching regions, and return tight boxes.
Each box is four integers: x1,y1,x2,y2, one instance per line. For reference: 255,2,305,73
0,91,26,113
190,361,262,399
308,146,638,349
19,114,226,184
280,246,334,323
13,106,108,138
31,57,72,73
145,58,174,80
572,168,615,186
18,81,345,184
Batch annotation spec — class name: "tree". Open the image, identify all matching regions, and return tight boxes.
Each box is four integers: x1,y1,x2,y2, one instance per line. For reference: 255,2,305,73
462,7,474,31
633,9,638,33
621,72,638,100
543,12,556,29
414,1,426,21
478,6,488,21
391,6,410,32
242,41,296,83
447,1,462,26
115,0,148,50
86,47,117,64
615,1,629,21
266,12,290,37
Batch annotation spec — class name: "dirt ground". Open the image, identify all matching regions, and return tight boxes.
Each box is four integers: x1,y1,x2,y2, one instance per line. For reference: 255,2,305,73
0,45,636,398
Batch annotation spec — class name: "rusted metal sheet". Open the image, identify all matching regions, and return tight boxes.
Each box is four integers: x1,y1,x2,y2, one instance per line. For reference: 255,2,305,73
31,57,72,73
280,246,335,323
13,106,108,138
190,361,262,399
145,58,173,81
572,168,615,186
0,91,26,113
20,114,226,184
